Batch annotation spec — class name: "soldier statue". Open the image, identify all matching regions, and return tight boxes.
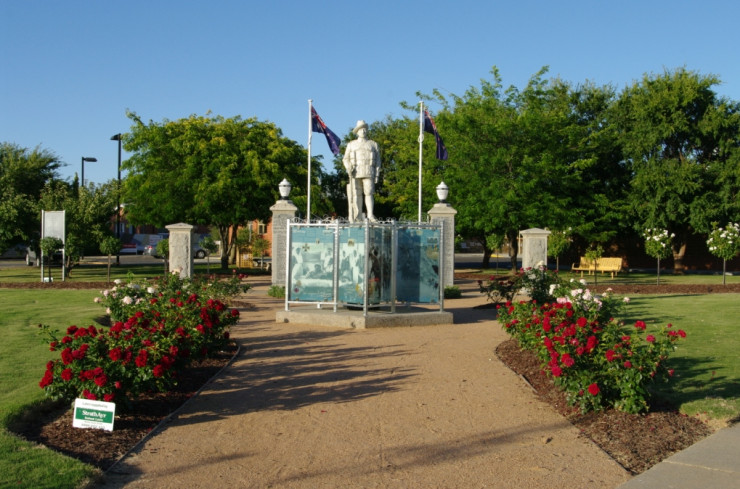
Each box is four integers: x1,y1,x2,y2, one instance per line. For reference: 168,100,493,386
343,120,381,222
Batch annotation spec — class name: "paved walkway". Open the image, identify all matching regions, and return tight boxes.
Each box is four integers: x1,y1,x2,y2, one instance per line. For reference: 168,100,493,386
98,278,737,489
616,422,740,489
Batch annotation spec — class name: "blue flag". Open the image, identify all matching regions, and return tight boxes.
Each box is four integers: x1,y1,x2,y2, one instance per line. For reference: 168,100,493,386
311,107,341,155
423,110,448,160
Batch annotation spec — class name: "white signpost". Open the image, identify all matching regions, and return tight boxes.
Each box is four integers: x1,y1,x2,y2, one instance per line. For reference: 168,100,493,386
72,399,116,432
41,210,66,282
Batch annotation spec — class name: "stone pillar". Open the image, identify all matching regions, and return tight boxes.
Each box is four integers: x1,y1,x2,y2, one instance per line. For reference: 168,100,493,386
166,223,194,278
270,199,298,286
520,228,551,270
427,203,457,288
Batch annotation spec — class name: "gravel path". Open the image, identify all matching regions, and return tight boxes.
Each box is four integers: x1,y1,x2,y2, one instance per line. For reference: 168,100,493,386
99,280,630,489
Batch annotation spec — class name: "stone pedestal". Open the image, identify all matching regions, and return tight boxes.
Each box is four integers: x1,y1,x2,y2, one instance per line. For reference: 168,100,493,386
520,228,551,270
427,203,457,288
270,199,298,286
166,223,194,278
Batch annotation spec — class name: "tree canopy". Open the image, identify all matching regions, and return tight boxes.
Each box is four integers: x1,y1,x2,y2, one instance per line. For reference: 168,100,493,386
0,143,61,251
614,68,740,270
122,112,308,268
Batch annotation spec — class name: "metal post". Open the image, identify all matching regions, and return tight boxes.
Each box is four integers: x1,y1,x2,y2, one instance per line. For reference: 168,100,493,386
111,134,122,265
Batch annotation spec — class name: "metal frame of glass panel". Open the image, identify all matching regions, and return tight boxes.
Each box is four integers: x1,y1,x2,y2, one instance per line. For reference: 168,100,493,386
285,219,444,316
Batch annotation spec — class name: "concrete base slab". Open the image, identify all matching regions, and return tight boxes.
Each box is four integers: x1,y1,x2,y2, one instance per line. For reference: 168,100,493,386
276,306,454,329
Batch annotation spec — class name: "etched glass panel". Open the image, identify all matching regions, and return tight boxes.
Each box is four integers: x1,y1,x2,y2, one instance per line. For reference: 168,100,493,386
288,225,335,302
397,227,440,303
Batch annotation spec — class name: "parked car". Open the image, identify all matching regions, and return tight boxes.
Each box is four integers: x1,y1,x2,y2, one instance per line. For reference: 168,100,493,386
194,245,207,259
1,243,27,259
119,242,140,254
24,246,63,266
144,243,208,259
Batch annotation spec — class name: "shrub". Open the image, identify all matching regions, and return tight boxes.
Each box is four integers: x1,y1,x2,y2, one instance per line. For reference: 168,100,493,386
496,282,686,414
444,285,462,299
267,285,285,298
479,265,563,304
38,273,248,407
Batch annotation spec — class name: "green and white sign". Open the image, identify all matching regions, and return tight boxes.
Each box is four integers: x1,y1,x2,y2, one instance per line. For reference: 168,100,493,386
73,399,116,431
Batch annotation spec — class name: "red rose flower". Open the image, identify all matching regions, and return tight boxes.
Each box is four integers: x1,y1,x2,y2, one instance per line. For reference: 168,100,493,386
605,350,616,362
550,366,562,377
152,364,166,378
61,368,73,381
109,347,122,362
95,374,108,387
39,370,53,388
635,320,646,330
587,383,600,396
61,348,74,365
104,393,115,402
561,353,574,367
646,335,655,343
135,349,148,368
623,361,632,369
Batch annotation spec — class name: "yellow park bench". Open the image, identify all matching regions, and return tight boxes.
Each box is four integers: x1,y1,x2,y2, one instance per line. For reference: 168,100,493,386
571,256,623,278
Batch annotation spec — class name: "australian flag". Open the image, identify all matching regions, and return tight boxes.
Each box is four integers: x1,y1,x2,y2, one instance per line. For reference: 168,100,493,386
311,107,341,155
423,110,448,160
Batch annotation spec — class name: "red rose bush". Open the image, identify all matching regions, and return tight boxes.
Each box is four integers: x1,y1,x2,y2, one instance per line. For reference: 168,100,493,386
495,275,686,413
39,273,248,407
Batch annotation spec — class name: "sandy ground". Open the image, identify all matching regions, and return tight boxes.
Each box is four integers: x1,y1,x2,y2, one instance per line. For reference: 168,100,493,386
99,279,631,489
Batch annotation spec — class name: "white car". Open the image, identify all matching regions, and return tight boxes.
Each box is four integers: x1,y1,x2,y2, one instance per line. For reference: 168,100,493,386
144,243,207,259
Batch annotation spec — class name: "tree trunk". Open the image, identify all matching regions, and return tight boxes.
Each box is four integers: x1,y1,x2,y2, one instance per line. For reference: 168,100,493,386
481,248,492,269
507,230,519,272
218,225,231,270
672,241,687,274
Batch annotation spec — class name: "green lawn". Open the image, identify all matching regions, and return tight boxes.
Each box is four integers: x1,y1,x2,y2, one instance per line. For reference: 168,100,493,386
0,289,102,489
621,294,740,422
0,257,239,284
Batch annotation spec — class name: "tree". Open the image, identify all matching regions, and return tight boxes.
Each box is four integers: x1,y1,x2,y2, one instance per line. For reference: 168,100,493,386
425,67,620,269
155,238,169,274
100,236,121,283
547,228,572,271
614,68,740,272
706,223,740,284
251,236,270,269
0,143,61,251
122,112,307,269
643,228,674,285
39,236,63,282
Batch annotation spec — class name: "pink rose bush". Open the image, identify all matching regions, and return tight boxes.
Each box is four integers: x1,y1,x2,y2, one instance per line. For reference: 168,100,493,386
39,273,248,406
496,277,686,413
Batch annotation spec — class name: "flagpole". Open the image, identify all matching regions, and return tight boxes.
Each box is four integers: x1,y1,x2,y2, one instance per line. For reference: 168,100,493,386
418,101,424,222
307,99,313,221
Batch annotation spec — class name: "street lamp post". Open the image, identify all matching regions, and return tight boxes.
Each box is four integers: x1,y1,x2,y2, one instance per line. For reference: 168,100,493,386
110,134,122,264
81,156,97,189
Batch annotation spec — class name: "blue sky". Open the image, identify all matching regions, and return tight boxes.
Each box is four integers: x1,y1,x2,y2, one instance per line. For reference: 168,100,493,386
2,0,739,186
